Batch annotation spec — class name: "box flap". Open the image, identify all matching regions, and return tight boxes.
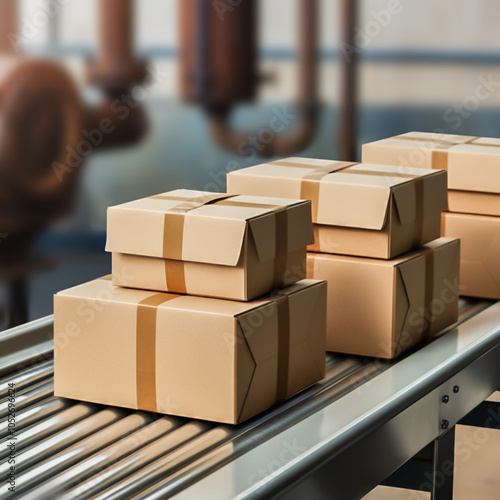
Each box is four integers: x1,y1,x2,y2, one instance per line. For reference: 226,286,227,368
384,170,447,226
182,214,248,266
235,300,279,422
392,254,426,356
397,256,424,306
235,280,325,422
248,215,276,263
318,179,392,229
229,159,446,230
106,190,309,266
393,267,411,357
235,322,258,422
392,184,416,225
314,164,442,229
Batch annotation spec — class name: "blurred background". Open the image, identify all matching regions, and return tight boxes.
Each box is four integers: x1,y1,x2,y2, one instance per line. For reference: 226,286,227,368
2,0,500,330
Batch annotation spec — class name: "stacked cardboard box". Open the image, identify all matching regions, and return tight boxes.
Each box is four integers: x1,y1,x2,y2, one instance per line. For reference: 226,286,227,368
363,132,500,300
228,158,460,359
54,189,327,424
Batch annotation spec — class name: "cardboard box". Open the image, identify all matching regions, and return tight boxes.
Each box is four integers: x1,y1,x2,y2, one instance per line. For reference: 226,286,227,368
106,189,313,300
307,238,460,358
442,212,500,300
54,277,326,424
448,191,500,217
362,132,500,217
227,158,447,259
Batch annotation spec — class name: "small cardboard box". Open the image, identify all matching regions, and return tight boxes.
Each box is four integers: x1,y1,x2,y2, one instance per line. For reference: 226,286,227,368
106,190,313,301
227,158,447,259
362,131,500,217
442,212,500,300
307,238,460,358
54,277,326,424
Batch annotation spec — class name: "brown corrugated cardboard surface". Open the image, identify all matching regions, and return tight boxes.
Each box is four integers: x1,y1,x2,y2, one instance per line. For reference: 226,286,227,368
106,189,313,300
54,277,326,424
227,158,447,259
111,246,306,301
448,190,500,217
442,212,500,300
307,238,460,358
362,132,500,217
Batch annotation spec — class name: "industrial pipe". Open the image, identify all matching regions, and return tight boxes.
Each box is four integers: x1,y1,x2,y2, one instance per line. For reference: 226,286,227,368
339,0,358,161
86,0,148,147
0,0,17,54
89,0,147,94
180,0,319,157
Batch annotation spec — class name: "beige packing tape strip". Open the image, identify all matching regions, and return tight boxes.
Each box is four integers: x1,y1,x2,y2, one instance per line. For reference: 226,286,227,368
391,134,500,169
136,293,181,412
97,276,293,415
151,193,294,294
271,160,358,222
270,159,426,246
275,293,291,402
151,193,234,293
422,248,436,339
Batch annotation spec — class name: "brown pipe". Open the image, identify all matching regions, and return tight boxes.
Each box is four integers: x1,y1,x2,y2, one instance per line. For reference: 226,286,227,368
0,0,17,54
339,0,358,161
89,0,146,93
206,0,319,158
180,0,257,108
84,101,147,150
100,0,134,68
87,0,148,146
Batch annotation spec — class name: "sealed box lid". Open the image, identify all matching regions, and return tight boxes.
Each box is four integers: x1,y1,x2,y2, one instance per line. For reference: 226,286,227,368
227,158,447,230
362,131,500,194
105,189,313,265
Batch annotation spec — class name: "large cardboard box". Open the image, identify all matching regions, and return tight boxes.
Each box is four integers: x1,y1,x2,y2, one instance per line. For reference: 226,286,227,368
362,131,500,217
54,277,326,424
106,189,313,300
442,212,500,300
227,158,447,259
307,238,460,358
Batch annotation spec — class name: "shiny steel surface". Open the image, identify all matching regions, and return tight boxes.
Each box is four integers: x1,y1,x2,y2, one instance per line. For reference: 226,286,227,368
177,301,500,499
0,299,497,499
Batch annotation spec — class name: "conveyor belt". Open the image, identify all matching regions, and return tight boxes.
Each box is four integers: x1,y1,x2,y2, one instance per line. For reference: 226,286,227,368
0,298,498,499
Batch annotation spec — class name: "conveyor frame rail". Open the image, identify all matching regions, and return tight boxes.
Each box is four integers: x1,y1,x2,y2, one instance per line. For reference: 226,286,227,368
0,299,499,499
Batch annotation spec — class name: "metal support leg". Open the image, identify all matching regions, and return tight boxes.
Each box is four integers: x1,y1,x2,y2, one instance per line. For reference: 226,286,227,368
431,427,455,500
459,401,500,429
